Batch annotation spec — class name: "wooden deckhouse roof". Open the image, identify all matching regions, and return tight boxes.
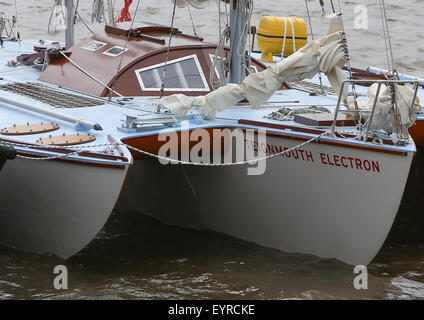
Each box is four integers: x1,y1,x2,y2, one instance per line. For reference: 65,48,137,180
39,22,268,97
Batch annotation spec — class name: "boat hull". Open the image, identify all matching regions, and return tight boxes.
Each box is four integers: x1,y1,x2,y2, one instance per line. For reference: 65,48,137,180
409,119,424,147
118,133,413,265
0,156,129,258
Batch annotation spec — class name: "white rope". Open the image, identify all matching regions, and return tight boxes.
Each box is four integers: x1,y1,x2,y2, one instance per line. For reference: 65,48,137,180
16,148,83,160
282,17,287,56
281,17,296,56
289,17,296,53
210,26,230,89
210,0,229,89
8,131,330,165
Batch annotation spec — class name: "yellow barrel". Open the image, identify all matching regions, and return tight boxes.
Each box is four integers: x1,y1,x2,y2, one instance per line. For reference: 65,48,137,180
257,16,308,62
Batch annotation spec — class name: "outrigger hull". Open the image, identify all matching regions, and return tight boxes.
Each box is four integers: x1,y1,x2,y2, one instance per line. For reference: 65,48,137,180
409,120,424,147
0,153,130,258
118,132,414,265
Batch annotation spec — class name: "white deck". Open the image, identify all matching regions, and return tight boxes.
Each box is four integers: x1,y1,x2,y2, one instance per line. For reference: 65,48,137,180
0,40,417,161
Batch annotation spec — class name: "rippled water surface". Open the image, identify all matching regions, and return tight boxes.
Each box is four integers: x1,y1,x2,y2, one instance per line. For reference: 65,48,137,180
0,0,424,300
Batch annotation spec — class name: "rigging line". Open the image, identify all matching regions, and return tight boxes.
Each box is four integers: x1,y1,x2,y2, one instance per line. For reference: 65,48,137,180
379,2,391,72
72,2,96,36
159,0,178,99
379,0,395,73
304,0,324,94
378,1,402,137
47,0,59,34
381,0,395,70
236,0,253,57
330,0,336,13
210,0,228,89
59,50,124,98
73,0,80,24
335,1,358,106
108,0,141,102
187,3,198,37
181,167,197,198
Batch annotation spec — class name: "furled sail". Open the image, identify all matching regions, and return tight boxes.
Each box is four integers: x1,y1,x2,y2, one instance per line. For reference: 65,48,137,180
347,83,421,136
160,30,346,118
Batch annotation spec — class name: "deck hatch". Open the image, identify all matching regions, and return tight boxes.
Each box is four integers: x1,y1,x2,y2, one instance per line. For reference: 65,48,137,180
102,46,129,57
81,40,108,52
0,82,106,108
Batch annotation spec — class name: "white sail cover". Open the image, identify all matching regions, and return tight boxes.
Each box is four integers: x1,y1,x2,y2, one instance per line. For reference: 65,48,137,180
160,30,347,118
347,83,421,136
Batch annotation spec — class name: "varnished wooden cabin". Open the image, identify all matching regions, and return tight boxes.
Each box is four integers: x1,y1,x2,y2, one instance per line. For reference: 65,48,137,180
39,22,269,97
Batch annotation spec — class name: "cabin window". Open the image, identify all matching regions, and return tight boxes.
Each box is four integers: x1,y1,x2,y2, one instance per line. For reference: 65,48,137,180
102,46,129,57
81,40,107,52
135,54,209,91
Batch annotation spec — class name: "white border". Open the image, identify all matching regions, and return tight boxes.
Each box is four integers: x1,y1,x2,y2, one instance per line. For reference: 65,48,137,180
134,54,210,92
102,46,129,57
81,40,108,52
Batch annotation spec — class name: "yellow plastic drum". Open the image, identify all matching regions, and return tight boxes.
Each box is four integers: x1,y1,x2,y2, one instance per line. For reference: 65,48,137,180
257,16,308,62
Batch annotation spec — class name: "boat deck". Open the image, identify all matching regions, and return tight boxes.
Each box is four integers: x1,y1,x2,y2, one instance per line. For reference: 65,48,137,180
0,40,417,161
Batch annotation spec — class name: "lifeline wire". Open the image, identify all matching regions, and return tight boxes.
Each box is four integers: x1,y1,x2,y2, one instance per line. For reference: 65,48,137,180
9,131,330,166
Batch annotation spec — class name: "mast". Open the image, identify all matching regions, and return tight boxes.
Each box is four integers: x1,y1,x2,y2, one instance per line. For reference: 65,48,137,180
229,0,247,84
65,0,74,49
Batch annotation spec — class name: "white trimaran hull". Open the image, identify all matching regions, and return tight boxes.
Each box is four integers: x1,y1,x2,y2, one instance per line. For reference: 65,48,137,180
0,156,129,258
118,134,413,265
